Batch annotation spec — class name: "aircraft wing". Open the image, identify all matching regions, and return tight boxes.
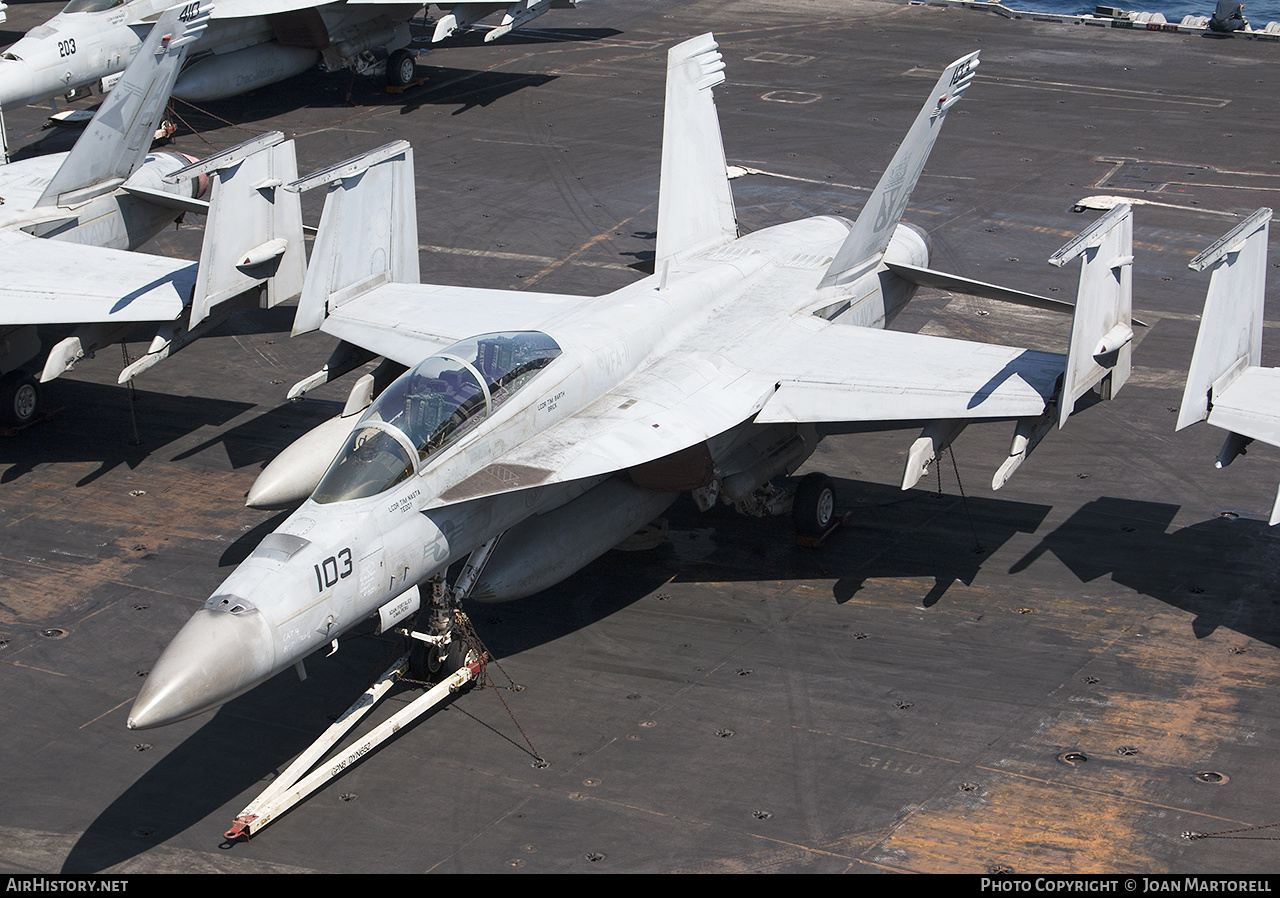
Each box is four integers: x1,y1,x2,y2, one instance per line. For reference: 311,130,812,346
319,282,593,368
751,316,1061,424
0,232,194,325
429,315,1064,508
1205,368,1280,448
196,0,423,19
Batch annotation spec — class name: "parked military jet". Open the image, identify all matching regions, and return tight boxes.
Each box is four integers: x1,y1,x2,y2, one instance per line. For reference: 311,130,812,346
1176,208,1280,523
0,2,305,425
128,35,1136,730
0,0,576,121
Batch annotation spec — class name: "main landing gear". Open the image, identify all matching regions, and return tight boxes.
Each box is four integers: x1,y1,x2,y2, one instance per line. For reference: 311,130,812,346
0,370,41,429
385,48,420,90
791,472,846,546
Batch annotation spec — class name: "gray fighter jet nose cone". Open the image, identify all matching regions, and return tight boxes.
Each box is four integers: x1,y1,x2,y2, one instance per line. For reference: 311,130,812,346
128,608,276,729
0,57,38,110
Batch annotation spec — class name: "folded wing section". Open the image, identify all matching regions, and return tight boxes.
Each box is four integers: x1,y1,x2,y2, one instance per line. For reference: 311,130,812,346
1176,208,1280,522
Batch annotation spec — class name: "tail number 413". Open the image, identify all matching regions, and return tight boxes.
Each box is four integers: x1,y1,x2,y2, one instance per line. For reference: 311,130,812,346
314,548,352,591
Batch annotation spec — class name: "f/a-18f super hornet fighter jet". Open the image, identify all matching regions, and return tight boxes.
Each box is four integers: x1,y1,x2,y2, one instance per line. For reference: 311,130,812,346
128,35,1137,731
1177,208,1280,523
0,0,576,124
0,2,305,425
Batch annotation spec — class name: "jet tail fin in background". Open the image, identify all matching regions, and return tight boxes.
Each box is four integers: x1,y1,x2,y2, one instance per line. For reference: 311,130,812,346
1175,208,1280,523
116,131,306,383
288,140,420,336
654,33,737,270
36,2,211,208
820,52,979,289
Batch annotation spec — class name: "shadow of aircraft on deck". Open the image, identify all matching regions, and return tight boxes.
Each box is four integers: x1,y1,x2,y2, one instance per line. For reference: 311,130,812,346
1009,496,1280,648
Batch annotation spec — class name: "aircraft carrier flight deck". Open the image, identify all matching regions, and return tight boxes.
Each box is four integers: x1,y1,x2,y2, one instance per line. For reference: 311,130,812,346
1,0,1278,875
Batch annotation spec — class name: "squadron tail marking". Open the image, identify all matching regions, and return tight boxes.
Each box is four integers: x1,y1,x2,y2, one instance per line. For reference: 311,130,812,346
820,52,980,288
35,3,211,209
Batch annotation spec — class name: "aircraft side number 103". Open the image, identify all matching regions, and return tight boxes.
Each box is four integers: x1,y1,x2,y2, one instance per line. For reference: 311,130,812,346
314,548,352,591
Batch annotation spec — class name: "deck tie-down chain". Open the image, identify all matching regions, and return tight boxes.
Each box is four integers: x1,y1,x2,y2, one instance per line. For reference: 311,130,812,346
399,610,546,766
1183,821,1280,840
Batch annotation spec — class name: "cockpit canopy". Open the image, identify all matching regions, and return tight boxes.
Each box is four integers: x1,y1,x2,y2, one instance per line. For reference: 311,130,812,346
61,0,125,12
312,332,562,504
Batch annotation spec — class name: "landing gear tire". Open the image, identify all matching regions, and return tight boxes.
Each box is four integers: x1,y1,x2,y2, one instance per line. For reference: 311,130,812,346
410,634,472,685
0,371,39,427
793,472,836,537
386,49,417,88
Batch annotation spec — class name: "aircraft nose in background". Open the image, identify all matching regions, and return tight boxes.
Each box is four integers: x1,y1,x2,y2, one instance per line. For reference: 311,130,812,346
0,56,39,109
127,607,277,730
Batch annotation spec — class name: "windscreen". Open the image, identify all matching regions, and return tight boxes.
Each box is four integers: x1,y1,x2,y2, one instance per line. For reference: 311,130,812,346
61,0,124,13
311,332,561,504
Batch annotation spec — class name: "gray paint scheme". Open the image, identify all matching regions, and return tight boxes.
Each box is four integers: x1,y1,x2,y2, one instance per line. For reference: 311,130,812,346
129,34,1133,732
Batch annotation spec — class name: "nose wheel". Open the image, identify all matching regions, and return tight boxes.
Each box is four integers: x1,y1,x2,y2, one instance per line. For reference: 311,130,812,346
409,616,476,683
406,557,492,684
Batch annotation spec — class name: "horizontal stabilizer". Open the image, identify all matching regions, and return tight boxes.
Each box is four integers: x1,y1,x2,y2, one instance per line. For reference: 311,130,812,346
821,51,979,288
119,185,210,216
885,261,1075,314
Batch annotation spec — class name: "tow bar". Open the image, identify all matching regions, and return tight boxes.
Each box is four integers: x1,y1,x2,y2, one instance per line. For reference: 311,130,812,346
225,652,485,841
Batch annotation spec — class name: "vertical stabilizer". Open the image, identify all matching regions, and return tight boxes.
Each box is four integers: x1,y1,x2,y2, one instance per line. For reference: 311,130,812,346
1177,208,1271,432
171,131,306,329
288,141,420,335
36,3,211,208
655,33,736,269
1050,203,1134,428
820,52,979,289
